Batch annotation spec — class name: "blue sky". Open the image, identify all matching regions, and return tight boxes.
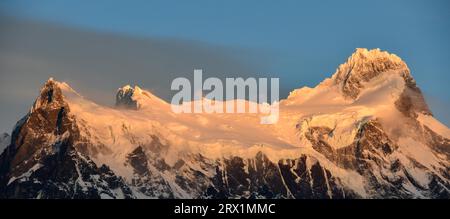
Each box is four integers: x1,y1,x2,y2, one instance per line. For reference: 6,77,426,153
0,0,449,130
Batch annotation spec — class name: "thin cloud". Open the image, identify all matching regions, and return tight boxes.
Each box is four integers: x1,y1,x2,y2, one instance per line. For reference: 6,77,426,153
0,16,270,133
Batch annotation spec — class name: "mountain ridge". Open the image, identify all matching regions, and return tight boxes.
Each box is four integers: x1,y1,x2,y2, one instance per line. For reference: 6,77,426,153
0,48,448,199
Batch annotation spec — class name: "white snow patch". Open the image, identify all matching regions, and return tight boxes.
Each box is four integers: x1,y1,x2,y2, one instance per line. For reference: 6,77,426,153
7,163,43,185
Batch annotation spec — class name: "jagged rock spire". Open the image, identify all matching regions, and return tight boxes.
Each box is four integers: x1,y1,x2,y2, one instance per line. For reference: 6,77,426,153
116,85,140,109
32,77,67,112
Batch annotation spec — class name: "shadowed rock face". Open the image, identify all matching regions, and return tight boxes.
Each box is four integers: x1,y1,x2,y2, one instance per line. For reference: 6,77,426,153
202,153,359,199
116,85,139,110
395,78,432,118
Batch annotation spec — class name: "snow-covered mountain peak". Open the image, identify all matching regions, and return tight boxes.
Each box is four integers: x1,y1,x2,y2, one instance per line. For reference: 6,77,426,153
115,84,166,110
332,48,411,99
285,48,426,114
337,48,407,79
349,48,403,64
